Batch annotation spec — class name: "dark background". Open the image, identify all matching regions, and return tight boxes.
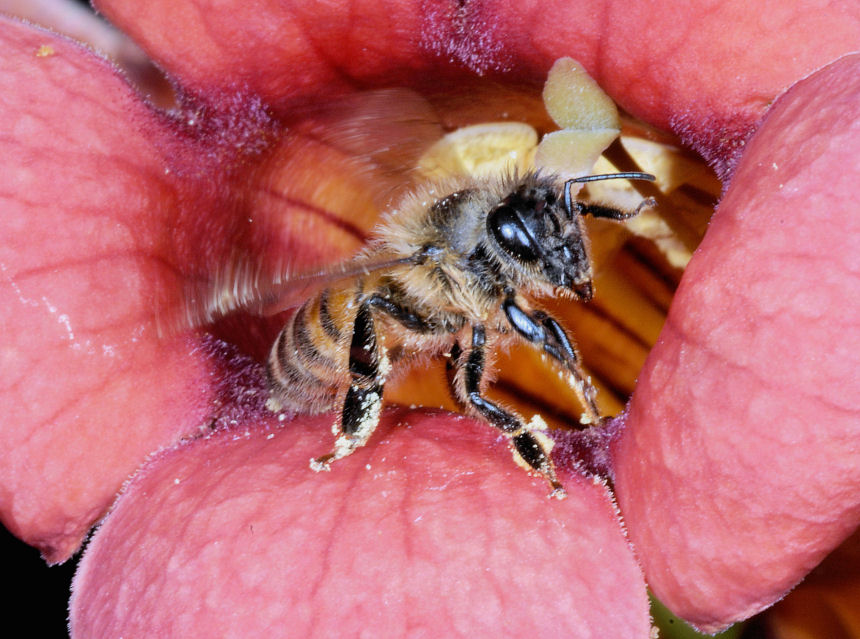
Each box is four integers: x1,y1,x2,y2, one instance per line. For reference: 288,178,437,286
2,524,77,636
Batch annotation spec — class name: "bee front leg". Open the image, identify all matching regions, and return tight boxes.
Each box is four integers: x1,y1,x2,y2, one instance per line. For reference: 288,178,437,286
454,324,566,498
502,297,602,426
310,301,387,472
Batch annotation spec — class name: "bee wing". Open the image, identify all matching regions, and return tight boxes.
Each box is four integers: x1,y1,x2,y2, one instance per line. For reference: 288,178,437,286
163,254,415,335
249,254,417,317
157,90,443,337
286,88,444,207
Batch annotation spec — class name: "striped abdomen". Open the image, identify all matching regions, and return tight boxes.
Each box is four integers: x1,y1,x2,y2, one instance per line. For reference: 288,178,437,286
266,286,357,414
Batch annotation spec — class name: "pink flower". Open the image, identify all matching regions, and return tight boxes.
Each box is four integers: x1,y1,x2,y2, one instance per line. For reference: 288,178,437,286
1,1,857,636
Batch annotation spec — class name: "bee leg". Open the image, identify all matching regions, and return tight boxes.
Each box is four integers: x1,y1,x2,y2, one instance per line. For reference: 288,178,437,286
502,297,602,426
310,302,386,472
457,324,566,498
446,340,462,371
366,293,436,333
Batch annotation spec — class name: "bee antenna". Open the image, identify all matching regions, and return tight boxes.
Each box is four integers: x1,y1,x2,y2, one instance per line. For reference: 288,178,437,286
563,172,656,216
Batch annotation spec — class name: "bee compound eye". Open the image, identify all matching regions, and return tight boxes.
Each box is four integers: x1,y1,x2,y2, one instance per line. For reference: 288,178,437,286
488,205,540,263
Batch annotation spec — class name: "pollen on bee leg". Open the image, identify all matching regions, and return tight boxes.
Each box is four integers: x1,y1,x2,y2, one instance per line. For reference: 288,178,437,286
309,456,333,473
508,416,567,500
563,371,598,425
265,396,283,413
377,345,392,378
526,413,551,437
310,388,383,473
511,416,552,475
527,421,556,465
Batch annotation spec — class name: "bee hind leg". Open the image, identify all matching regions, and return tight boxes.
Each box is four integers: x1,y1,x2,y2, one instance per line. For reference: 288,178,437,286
455,324,566,499
310,302,387,472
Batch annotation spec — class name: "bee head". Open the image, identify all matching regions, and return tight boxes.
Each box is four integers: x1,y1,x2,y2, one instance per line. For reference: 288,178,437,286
486,180,594,300
485,172,655,300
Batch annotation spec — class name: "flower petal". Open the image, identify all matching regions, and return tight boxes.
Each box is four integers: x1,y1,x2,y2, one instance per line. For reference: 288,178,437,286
95,0,860,170
0,17,218,561
612,54,860,632
71,410,650,638
1,14,405,560
2,0,166,100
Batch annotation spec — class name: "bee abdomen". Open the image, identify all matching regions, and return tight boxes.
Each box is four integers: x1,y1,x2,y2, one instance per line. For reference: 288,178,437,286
266,295,350,413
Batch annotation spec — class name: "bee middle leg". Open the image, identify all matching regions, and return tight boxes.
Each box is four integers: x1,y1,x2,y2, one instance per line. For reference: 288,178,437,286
502,297,602,426
310,301,387,471
455,324,566,498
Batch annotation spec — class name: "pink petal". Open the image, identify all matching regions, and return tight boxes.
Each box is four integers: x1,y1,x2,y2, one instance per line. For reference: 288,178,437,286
0,15,378,559
613,54,860,632
2,0,160,94
71,411,650,637
0,17,218,561
96,0,860,171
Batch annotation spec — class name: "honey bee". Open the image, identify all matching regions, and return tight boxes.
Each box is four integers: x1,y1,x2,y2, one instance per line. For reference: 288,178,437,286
252,170,655,498
172,91,655,498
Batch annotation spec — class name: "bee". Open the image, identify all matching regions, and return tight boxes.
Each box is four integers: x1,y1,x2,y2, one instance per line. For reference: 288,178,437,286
171,90,656,498
253,169,656,498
